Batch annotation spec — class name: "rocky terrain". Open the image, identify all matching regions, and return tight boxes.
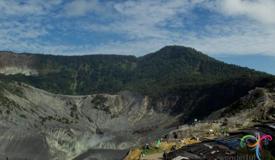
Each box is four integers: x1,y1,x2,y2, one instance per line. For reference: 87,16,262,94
167,87,275,140
0,81,181,160
125,87,275,160
0,46,274,160
0,52,38,76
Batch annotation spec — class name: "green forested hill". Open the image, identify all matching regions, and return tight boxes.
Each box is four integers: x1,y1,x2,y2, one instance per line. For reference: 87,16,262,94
0,46,270,95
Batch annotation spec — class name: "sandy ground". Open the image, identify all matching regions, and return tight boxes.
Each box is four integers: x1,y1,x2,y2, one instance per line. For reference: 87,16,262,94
142,153,163,160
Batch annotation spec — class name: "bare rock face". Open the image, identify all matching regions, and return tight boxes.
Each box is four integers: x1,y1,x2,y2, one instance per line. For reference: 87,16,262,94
0,52,38,76
0,66,38,76
0,128,50,160
0,82,178,160
166,87,275,141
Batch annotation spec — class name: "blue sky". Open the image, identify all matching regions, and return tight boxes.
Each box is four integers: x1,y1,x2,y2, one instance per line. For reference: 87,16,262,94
0,0,275,58
214,54,275,75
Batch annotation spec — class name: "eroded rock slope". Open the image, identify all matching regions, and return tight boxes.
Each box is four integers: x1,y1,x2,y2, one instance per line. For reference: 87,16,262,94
0,81,178,160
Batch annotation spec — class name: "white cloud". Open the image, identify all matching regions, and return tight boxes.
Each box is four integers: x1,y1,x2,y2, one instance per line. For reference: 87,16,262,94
81,0,275,56
0,0,275,57
0,0,61,16
218,0,275,25
184,30,275,56
180,0,275,55
85,0,195,41
63,0,102,17
86,22,275,56
0,20,48,39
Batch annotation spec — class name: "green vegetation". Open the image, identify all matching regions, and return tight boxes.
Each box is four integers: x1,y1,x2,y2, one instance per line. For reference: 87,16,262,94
39,115,73,125
19,114,27,119
0,46,270,96
70,105,79,120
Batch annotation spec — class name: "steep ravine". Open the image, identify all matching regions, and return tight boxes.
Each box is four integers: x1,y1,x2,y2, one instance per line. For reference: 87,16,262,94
0,82,178,160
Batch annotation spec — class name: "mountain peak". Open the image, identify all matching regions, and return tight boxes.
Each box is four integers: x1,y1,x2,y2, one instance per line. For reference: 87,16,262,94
159,45,191,50
155,45,195,55
142,45,211,62
0,46,269,95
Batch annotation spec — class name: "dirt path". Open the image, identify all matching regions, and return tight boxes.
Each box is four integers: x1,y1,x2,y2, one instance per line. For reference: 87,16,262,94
142,153,163,160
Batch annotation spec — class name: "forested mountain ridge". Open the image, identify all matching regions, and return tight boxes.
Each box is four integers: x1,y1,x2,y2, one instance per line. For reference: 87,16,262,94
0,46,269,95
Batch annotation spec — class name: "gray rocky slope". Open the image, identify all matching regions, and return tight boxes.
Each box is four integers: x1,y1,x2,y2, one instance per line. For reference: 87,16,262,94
166,87,275,141
0,81,179,160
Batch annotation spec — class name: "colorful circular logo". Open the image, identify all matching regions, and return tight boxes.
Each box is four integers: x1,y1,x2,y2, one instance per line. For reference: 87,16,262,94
240,133,272,160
